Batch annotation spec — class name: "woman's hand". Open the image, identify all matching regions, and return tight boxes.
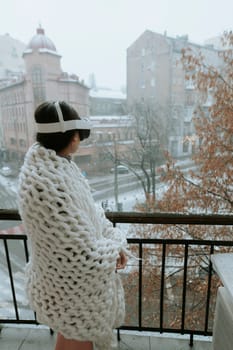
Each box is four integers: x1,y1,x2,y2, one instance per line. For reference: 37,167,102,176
116,251,127,270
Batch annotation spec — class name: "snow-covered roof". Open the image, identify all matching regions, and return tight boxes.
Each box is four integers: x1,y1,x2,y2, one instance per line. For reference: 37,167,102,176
89,115,133,128
90,88,126,99
27,26,57,52
90,115,131,121
23,49,33,54
38,48,61,57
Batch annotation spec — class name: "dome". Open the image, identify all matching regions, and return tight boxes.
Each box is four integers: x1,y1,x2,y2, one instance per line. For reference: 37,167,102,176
27,27,56,52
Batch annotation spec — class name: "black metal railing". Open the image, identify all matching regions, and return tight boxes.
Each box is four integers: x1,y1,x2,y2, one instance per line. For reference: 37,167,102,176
107,212,233,345
0,210,233,347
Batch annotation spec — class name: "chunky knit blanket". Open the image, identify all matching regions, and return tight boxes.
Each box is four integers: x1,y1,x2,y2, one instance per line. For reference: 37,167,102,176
18,143,126,350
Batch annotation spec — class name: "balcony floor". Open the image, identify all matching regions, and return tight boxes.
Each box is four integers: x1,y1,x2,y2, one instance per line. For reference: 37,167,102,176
0,325,213,350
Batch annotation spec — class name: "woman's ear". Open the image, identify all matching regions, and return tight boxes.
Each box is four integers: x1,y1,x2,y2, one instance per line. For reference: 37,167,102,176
69,133,80,154
71,133,80,150
72,133,80,143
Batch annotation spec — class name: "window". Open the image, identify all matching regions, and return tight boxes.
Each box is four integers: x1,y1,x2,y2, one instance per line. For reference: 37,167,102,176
141,78,145,89
183,139,189,153
10,137,16,145
185,107,194,122
11,47,18,58
150,78,155,87
19,139,26,147
33,86,45,102
31,66,43,84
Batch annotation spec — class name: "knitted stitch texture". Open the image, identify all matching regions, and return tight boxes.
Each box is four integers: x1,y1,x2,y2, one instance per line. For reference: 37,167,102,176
18,143,126,350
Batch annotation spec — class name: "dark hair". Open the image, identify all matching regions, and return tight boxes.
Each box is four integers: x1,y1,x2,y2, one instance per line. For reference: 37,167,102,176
35,101,90,152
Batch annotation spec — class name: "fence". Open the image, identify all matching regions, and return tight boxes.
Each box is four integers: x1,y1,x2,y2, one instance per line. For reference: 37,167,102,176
0,210,233,346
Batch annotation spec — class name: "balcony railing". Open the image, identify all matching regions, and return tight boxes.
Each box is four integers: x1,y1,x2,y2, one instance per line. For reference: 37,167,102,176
0,210,233,347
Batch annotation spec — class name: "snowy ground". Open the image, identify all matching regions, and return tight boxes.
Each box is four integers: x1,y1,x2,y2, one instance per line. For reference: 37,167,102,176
96,181,168,211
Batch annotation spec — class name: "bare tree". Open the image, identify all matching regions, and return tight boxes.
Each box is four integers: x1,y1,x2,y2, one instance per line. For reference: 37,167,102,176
119,101,170,208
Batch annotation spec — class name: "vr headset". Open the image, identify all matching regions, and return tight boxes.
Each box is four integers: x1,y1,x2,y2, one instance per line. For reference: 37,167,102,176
36,101,92,141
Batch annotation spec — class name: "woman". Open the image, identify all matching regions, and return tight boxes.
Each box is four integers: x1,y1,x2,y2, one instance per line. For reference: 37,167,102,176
18,101,127,350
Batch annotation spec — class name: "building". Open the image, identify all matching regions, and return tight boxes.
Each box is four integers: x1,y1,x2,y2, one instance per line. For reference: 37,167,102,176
127,30,221,157
204,35,229,50
89,87,126,116
0,33,26,84
0,27,89,162
80,114,134,174
0,34,26,155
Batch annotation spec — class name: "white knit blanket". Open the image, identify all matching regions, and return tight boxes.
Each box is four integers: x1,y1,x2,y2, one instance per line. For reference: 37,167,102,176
18,143,126,349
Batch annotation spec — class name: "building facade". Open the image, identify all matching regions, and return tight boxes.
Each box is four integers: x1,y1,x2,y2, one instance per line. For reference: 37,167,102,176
77,115,134,175
127,30,221,157
0,27,89,162
89,87,126,116
0,33,26,83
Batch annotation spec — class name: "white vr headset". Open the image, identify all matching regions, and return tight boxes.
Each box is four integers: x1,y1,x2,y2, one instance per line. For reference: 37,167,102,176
36,101,92,133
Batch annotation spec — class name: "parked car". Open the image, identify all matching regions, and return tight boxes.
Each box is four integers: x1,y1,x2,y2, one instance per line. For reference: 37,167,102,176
110,165,129,174
0,166,13,177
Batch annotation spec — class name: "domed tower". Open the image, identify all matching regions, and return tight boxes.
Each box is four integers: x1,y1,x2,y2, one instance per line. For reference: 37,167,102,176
23,26,62,105
27,26,57,52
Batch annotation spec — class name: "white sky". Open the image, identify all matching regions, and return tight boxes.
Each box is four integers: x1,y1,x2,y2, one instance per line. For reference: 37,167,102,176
1,0,232,88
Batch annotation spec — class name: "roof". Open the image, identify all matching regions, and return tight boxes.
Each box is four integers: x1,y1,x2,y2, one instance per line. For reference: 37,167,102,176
90,88,126,100
26,26,56,52
90,115,133,128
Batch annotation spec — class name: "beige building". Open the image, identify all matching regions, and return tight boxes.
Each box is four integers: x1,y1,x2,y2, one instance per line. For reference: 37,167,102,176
0,27,89,162
127,30,221,157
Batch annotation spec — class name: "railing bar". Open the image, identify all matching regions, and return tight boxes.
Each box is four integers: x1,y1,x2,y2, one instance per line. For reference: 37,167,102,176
117,328,120,342
138,242,143,329
127,238,233,245
23,237,29,263
181,243,189,333
160,243,166,332
0,234,27,239
0,319,38,324
106,211,233,225
3,238,20,320
120,325,213,336
189,333,194,347
0,210,21,220
2,235,233,246
204,244,214,334
0,209,233,224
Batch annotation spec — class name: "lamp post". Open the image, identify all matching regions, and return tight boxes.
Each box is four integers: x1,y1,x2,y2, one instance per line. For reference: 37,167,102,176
98,130,122,211
113,134,119,211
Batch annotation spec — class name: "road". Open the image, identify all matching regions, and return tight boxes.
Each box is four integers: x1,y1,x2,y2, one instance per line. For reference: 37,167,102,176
0,174,18,209
0,158,197,212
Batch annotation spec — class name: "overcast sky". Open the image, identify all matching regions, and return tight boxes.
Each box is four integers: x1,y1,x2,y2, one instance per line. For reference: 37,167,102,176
1,0,232,89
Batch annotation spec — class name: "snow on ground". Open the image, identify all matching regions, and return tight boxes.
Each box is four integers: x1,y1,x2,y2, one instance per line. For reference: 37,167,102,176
0,173,18,195
96,182,168,211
